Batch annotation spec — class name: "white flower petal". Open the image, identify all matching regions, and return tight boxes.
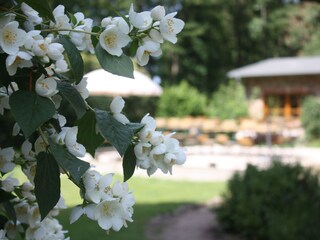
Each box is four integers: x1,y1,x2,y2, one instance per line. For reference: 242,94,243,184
70,206,85,224
110,96,125,113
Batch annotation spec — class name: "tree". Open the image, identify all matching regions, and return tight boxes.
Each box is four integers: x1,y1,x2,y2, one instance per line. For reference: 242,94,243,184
0,1,186,238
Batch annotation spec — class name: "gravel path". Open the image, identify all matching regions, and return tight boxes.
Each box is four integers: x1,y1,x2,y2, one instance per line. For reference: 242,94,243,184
145,201,241,240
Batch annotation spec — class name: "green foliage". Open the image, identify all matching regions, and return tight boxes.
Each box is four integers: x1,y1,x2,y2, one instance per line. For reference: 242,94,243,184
49,142,90,188
95,109,144,156
301,96,320,141
122,144,136,182
208,80,248,119
9,91,56,138
56,81,87,119
76,111,104,156
59,35,84,83
157,81,207,117
216,162,320,240
35,152,61,220
95,44,134,78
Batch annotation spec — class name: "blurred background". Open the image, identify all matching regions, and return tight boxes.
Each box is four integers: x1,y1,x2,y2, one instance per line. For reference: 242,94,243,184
3,0,320,239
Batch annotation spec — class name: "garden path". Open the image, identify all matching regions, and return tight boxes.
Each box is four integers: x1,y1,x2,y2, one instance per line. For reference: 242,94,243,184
145,199,240,240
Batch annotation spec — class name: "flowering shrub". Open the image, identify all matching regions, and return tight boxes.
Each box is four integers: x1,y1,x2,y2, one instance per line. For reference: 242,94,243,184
0,1,185,239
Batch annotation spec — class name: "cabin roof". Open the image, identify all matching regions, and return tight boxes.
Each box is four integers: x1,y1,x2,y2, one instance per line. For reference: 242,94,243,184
228,56,320,79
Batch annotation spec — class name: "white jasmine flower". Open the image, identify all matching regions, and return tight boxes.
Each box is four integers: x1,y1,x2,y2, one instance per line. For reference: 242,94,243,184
0,87,10,115
70,206,85,224
24,30,42,50
35,75,58,98
110,96,130,124
23,162,37,184
1,176,19,192
28,205,41,228
54,127,69,145
136,38,162,66
175,148,187,165
21,182,36,202
34,135,47,154
99,25,131,56
149,29,164,43
113,113,130,125
0,229,8,240
138,114,158,142
53,114,67,128
47,43,65,61
12,122,20,136
83,19,95,53
164,137,180,153
129,4,153,31
134,142,151,160
21,139,36,160
159,12,184,44
65,126,86,158
25,217,67,240
69,28,86,50
110,96,125,113
141,114,157,130
4,220,23,239
6,50,33,76
14,201,30,224
55,59,69,72
113,17,130,34
0,147,15,173
151,5,166,21
95,199,125,231
21,3,43,28
0,21,27,55
51,5,72,35
150,131,164,146
75,77,89,100
82,170,113,203
138,128,154,143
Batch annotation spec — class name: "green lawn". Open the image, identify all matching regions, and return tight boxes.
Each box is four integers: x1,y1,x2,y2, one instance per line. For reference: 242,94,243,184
11,168,226,240
58,175,226,240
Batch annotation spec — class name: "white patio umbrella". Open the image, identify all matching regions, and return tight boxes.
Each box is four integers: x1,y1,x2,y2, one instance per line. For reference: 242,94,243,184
84,69,163,97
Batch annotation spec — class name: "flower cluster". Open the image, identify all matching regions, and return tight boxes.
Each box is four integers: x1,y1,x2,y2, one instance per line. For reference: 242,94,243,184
135,114,186,176
70,170,134,232
109,97,186,176
0,174,68,240
0,1,185,239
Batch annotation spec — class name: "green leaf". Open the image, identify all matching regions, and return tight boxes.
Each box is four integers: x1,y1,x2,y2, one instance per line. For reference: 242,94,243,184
95,109,144,156
77,111,104,156
57,81,87,119
16,0,54,21
3,201,16,223
0,189,15,203
9,91,56,138
129,39,139,57
34,152,61,220
95,44,134,78
91,26,101,48
59,35,84,84
123,144,136,182
49,142,90,187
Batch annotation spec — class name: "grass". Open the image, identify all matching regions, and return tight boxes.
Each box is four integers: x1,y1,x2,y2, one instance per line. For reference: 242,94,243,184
10,168,226,240
59,175,225,240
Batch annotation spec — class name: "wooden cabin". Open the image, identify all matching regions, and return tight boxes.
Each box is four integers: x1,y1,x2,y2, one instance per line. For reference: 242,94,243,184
228,56,320,119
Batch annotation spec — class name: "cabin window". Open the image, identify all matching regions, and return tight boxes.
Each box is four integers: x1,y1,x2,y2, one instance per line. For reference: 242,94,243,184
264,93,306,118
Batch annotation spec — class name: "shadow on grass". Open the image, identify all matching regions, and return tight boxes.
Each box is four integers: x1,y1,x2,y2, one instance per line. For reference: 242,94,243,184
58,202,191,240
